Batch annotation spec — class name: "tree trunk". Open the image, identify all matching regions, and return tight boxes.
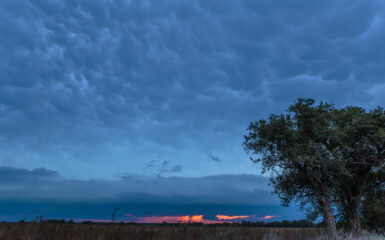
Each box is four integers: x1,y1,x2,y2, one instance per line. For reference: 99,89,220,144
345,197,362,239
319,194,339,240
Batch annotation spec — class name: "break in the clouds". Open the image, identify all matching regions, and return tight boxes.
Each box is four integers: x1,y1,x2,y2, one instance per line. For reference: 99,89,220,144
1,0,385,179
0,166,300,221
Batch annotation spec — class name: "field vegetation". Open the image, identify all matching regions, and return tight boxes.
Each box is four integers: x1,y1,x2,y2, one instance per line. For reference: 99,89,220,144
0,222,383,240
0,222,326,240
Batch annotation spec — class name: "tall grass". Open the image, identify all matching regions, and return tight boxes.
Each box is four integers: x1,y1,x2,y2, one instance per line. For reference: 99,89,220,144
0,222,383,240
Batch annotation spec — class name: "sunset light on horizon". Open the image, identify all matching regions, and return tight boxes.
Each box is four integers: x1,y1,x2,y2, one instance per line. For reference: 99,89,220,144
216,215,251,220
116,214,278,224
261,216,276,220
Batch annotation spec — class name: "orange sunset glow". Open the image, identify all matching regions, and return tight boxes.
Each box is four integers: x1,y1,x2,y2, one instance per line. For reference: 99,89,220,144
136,215,222,224
121,214,278,224
80,214,278,224
216,215,250,220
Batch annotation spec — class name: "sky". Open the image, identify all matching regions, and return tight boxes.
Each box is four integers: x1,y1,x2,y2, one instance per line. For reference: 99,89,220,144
0,0,385,222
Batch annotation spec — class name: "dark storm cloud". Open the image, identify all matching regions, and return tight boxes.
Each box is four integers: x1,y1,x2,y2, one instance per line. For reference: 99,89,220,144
0,166,299,221
0,167,58,182
208,154,221,162
140,159,182,176
170,165,182,172
0,167,274,204
0,0,384,177
0,200,297,222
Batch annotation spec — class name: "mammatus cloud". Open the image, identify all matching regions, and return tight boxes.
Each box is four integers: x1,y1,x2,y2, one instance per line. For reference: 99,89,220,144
1,0,385,179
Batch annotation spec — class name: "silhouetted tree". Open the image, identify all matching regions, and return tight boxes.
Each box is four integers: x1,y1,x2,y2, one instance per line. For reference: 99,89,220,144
361,183,385,233
244,98,384,239
331,106,385,237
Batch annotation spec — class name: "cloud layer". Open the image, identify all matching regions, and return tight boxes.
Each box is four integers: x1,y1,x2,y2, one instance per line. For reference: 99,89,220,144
0,167,299,221
0,0,384,181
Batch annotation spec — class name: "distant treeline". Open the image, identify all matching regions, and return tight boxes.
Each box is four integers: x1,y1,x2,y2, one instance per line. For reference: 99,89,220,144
16,219,321,228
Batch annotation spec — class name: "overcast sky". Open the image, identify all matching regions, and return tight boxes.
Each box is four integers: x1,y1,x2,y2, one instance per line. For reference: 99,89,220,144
0,0,384,221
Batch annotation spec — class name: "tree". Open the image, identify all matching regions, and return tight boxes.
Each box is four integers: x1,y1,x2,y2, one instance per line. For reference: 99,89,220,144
243,99,385,239
361,180,385,233
330,106,385,237
244,99,340,239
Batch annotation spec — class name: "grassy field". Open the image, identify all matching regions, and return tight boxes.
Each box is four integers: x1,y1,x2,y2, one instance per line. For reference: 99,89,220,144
0,222,383,240
0,222,324,240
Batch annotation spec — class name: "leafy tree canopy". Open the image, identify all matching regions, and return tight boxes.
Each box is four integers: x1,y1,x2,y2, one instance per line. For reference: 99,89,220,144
244,98,385,238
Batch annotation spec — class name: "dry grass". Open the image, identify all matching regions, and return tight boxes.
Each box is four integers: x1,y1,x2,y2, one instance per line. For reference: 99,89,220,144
0,222,325,240
0,222,383,240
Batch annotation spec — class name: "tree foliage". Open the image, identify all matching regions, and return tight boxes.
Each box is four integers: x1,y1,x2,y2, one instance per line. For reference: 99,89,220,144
243,98,385,239
361,184,385,233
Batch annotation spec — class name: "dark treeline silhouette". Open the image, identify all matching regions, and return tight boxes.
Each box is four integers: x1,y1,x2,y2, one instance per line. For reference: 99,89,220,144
24,217,385,232
16,219,319,228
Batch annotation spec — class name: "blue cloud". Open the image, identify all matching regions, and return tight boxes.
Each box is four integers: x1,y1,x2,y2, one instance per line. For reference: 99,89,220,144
0,0,384,180
0,166,302,221
0,167,58,182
